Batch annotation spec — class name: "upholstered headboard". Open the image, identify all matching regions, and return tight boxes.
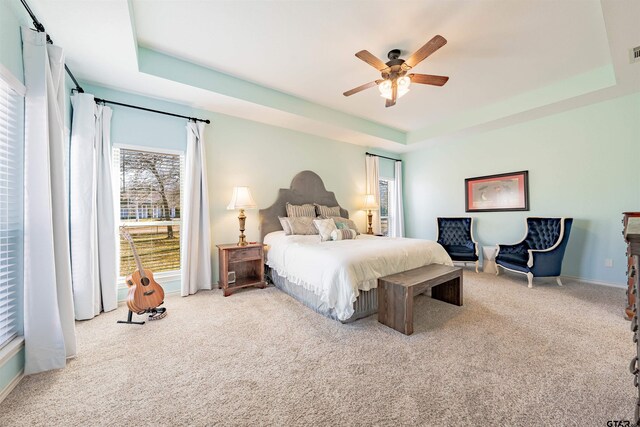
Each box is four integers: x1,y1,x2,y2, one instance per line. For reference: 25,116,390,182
259,170,348,242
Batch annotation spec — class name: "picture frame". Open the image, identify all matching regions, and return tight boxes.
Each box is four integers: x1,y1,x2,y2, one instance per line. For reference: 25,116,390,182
465,171,529,212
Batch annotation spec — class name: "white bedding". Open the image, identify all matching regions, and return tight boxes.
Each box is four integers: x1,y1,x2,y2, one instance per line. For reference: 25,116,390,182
264,231,453,321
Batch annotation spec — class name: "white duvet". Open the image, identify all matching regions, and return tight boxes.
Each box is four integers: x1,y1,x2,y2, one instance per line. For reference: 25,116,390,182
264,231,453,321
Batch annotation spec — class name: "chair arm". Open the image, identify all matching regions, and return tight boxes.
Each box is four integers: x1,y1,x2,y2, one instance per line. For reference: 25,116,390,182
497,242,528,258
527,246,566,275
526,230,566,267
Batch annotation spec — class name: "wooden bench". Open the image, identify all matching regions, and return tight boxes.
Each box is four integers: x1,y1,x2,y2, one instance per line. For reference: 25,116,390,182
377,264,463,335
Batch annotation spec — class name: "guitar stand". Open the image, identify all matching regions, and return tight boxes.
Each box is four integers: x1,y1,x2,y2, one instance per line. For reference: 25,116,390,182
117,310,146,325
117,306,167,325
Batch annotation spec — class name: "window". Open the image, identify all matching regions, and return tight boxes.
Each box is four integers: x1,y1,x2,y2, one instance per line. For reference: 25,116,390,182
114,147,183,277
379,178,394,237
0,71,24,349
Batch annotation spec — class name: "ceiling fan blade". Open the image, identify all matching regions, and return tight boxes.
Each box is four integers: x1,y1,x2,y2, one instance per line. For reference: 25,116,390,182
385,80,397,108
404,35,447,68
343,80,380,97
355,50,389,72
409,74,449,86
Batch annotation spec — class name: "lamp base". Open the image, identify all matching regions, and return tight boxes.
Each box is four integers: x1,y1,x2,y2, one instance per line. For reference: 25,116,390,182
366,210,374,235
238,208,249,246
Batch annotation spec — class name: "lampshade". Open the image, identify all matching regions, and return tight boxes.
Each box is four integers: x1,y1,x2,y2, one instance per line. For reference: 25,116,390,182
363,194,379,210
227,186,257,210
378,76,411,100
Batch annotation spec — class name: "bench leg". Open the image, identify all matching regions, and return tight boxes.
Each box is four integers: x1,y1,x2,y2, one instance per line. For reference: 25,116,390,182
378,280,414,335
431,276,463,306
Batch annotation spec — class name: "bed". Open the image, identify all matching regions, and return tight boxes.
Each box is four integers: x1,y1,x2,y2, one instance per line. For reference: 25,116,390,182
259,170,453,323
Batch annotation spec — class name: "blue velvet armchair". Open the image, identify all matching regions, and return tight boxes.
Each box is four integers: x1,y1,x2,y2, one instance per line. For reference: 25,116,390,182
436,217,479,273
495,217,573,288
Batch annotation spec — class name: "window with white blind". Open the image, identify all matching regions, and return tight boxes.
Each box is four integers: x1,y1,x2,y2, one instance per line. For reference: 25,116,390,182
379,178,394,237
113,147,183,277
0,70,24,350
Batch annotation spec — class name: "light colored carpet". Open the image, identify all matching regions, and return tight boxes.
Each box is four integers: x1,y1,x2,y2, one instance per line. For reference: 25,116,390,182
0,271,634,426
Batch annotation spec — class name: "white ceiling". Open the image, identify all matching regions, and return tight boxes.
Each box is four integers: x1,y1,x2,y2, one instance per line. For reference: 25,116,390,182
19,0,640,151
132,0,611,131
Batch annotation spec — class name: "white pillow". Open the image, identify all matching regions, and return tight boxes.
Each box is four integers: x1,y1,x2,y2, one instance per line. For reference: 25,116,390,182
278,216,292,235
313,218,337,242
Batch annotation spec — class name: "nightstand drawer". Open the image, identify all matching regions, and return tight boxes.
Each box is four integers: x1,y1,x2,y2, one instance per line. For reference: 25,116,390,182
229,247,261,263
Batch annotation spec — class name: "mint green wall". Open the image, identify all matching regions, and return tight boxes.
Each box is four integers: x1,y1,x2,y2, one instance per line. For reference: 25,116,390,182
378,157,396,180
0,0,24,81
81,83,374,289
403,93,640,286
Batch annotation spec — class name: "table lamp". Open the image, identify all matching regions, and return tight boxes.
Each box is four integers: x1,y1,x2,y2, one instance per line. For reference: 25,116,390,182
363,194,379,235
227,186,257,246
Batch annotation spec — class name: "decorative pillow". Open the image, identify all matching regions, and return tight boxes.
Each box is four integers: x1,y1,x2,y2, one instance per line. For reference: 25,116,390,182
284,216,318,235
331,229,358,241
286,202,316,217
335,222,349,230
314,203,341,218
313,218,337,241
278,216,293,235
322,216,360,235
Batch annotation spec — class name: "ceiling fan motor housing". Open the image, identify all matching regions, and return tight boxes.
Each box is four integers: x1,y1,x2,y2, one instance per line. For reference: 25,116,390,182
383,49,408,80
387,49,402,60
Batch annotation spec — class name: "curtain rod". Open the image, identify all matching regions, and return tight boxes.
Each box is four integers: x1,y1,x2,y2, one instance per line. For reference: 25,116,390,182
365,152,402,162
20,0,210,125
20,0,84,93
94,98,211,124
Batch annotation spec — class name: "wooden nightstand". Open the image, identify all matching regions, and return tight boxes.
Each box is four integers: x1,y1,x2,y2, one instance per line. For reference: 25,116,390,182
216,243,266,297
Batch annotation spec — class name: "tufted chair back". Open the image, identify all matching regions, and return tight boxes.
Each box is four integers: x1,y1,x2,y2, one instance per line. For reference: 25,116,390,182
525,218,563,250
437,217,474,248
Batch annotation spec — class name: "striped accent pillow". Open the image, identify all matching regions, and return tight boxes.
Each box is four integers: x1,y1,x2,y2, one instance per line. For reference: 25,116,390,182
314,204,341,218
286,202,316,217
313,218,337,241
331,229,357,240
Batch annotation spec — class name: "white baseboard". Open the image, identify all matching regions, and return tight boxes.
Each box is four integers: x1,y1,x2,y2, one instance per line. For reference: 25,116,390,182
0,369,23,404
560,275,625,289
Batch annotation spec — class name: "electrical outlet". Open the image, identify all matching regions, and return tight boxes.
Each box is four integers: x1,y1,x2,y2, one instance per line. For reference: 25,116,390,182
605,258,613,268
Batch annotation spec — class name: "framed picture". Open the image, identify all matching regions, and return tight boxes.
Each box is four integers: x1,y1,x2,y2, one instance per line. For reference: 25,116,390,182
465,171,529,212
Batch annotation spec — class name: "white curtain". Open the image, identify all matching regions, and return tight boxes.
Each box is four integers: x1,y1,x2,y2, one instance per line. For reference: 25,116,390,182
181,121,212,296
389,161,405,237
22,28,76,374
70,93,117,320
365,155,381,234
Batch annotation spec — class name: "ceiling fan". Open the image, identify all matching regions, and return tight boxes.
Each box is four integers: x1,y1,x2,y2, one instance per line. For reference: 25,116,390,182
343,35,449,107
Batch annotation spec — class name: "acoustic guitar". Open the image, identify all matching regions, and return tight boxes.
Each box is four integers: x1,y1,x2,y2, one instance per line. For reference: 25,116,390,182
120,226,165,315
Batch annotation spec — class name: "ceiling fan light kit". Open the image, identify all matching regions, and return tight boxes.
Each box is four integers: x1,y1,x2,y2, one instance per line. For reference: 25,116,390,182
379,76,410,100
344,35,450,107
